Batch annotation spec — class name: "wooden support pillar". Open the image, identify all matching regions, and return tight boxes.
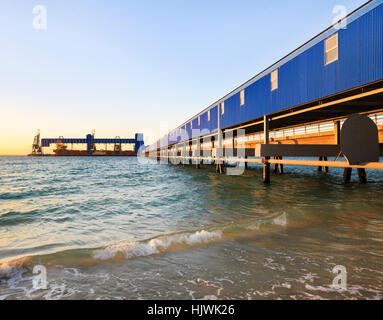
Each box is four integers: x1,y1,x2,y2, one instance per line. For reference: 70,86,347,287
317,156,323,172
278,157,284,174
273,157,278,174
216,162,224,174
272,157,284,175
273,157,277,173
324,156,329,173
245,156,248,169
195,150,200,168
263,157,270,183
357,168,367,184
318,156,329,172
343,168,352,184
263,115,270,183
264,115,269,145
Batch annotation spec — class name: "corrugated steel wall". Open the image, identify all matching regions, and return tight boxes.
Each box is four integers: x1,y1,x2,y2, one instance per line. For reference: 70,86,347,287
152,1,383,150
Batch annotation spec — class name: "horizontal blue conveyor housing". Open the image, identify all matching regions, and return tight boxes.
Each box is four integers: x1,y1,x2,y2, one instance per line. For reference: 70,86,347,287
42,133,144,155
41,138,136,146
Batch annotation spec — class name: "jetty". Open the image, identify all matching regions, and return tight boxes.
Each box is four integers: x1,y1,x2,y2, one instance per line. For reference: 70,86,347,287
142,0,383,184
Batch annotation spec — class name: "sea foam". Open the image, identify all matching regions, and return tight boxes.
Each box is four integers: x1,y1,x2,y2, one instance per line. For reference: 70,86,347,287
93,230,222,260
0,258,29,279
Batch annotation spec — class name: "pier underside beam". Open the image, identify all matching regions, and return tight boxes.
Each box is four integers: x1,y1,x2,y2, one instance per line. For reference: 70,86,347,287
168,144,383,159
153,154,381,184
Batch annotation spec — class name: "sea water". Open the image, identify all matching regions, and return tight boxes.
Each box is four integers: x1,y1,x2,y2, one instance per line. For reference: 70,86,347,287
1,156,383,300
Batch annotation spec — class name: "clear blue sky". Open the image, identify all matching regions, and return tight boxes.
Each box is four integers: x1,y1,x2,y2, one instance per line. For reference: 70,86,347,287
0,0,366,154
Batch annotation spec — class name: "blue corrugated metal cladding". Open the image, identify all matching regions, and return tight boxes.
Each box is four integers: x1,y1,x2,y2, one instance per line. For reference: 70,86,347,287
220,3,383,130
153,1,383,149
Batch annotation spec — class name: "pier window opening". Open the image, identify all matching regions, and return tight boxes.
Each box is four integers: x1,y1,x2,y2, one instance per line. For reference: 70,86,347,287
240,89,245,106
325,33,338,65
221,102,225,115
191,121,193,130
271,69,278,91
208,110,210,122
198,116,200,126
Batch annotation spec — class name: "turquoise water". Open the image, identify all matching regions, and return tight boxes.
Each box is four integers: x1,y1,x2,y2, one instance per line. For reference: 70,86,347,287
1,156,383,300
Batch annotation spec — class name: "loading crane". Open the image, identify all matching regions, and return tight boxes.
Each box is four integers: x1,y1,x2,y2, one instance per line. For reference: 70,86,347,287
30,130,43,156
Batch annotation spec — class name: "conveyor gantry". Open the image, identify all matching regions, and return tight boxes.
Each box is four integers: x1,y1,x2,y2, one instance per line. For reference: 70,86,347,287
41,133,144,155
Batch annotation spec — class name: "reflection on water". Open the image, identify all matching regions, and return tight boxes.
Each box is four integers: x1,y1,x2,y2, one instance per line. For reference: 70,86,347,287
0,156,383,299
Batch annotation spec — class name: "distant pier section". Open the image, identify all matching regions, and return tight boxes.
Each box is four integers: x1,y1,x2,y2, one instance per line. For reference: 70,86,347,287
29,130,144,156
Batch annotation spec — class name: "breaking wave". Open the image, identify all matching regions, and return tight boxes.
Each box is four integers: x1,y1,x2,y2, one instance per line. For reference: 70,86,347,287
93,230,222,260
0,257,30,279
0,212,289,281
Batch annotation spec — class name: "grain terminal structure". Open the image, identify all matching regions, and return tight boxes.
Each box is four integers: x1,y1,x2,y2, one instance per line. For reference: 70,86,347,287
142,0,383,184
30,131,144,157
